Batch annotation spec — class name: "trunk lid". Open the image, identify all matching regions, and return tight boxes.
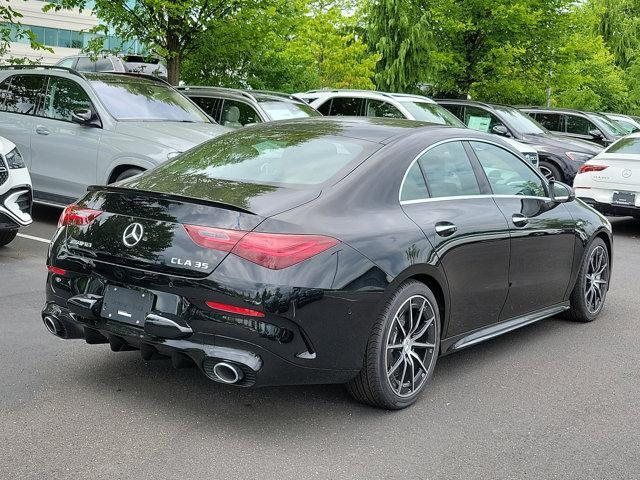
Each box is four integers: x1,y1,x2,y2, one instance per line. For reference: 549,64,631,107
589,156,640,190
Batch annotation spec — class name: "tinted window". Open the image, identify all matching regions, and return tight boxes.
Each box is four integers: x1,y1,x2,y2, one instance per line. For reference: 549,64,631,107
365,99,404,118
316,100,332,115
440,103,463,118
136,130,379,187
418,141,481,198
534,112,562,131
329,97,363,116
90,79,210,122
2,75,46,114
463,106,504,133
41,77,92,121
259,100,318,120
95,57,114,72
471,141,546,197
190,96,222,122
566,115,594,135
75,57,95,72
606,137,640,154
220,99,261,128
400,162,429,201
491,105,547,134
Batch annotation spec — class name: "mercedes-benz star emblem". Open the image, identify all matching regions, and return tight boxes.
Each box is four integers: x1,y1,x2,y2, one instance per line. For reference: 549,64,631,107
622,169,632,178
122,223,144,247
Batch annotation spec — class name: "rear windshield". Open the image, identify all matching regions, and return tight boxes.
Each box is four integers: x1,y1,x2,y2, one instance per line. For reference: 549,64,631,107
144,126,380,187
399,101,464,126
91,79,210,122
606,137,640,154
258,100,319,120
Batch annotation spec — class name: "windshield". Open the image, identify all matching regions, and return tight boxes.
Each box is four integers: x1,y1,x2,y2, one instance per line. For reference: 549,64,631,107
399,101,464,126
91,79,210,122
587,113,627,137
608,116,639,134
143,127,380,187
258,100,319,121
492,106,548,135
605,137,640,154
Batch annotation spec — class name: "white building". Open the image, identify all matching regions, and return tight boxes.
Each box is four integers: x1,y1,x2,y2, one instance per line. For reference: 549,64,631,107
4,0,143,64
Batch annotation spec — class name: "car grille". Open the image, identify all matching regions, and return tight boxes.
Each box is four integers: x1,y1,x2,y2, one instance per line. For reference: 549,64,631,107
15,189,32,215
0,157,7,187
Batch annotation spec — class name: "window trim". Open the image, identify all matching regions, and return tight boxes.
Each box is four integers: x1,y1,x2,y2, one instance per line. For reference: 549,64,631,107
399,137,550,205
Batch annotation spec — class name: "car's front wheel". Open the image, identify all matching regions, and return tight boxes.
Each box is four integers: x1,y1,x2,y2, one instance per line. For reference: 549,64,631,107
112,167,144,183
565,237,610,322
538,161,563,182
0,229,18,247
347,281,440,409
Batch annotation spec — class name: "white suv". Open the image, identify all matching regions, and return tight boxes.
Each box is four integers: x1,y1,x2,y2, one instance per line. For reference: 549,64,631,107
0,136,32,246
296,90,539,166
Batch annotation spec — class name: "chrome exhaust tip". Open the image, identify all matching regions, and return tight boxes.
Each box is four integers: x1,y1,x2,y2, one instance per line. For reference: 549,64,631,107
43,316,59,335
212,362,244,384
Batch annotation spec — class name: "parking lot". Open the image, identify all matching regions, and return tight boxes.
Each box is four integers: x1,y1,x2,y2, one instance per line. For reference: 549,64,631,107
0,206,637,479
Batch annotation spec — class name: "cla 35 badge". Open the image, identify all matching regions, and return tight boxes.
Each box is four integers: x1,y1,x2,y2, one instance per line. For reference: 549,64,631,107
122,223,144,247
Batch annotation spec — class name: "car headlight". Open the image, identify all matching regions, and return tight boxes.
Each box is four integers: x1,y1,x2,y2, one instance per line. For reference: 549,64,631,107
4,148,25,169
565,151,594,163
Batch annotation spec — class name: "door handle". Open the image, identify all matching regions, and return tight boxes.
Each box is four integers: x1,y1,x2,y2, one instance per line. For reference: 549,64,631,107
512,213,529,227
35,126,50,135
435,221,457,237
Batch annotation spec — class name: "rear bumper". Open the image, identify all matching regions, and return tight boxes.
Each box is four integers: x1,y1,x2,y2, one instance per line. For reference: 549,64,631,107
577,194,640,217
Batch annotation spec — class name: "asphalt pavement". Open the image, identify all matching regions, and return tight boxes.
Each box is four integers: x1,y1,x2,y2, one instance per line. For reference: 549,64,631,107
1,206,639,479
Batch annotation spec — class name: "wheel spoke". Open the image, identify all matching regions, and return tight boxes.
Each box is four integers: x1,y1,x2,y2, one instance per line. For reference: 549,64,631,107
394,314,406,338
412,315,434,341
408,355,415,393
409,350,428,374
387,343,404,350
397,359,407,395
387,355,403,377
412,341,435,349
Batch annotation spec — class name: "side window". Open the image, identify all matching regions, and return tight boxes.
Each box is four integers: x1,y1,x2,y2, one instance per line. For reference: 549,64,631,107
534,112,562,131
41,76,93,122
220,99,261,128
400,162,429,201
316,100,332,116
329,97,364,116
57,58,75,69
418,141,481,198
566,115,595,136
75,57,96,72
463,106,504,133
440,103,462,119
190,96,222,122
365,99,404,118
2,75,47,115
471,141,546,197
95,57,114,72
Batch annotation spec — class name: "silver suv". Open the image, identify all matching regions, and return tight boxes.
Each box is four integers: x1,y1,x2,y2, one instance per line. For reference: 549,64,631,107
0,66,227,206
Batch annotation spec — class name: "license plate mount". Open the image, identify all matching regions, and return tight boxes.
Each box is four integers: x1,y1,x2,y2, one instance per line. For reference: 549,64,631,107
612,191,636,206
101,285,154,327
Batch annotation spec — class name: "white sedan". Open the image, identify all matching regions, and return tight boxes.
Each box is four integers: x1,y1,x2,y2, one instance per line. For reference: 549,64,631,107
574,133,640,218
0,136,32,247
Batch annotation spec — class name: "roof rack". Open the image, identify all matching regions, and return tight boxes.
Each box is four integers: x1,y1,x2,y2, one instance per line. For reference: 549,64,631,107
177,85,257,100
108,71,171,86
304,88,395,99
0,64,86,80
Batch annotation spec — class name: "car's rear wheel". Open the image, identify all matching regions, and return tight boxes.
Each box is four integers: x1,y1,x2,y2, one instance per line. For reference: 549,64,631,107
112,167,144,183
0,229,18,247
347,281,440,409
565,237,609,322
538,161,563,182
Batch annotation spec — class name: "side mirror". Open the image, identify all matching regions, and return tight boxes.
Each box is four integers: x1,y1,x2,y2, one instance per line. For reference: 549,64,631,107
71,108,99,127
588,128,604,140
549,179,575,203
491,124,511,137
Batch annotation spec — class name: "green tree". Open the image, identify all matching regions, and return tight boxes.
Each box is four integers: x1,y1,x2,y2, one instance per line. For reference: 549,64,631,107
1,0,50,62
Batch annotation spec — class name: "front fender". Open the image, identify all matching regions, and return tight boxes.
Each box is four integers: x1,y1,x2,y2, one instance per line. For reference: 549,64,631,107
98,156,157,185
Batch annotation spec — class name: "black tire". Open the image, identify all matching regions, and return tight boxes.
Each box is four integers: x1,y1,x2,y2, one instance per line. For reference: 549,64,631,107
347,281,440,409
538,161,563,182
112,168,144,183
564,237,609,322
0,229,18,247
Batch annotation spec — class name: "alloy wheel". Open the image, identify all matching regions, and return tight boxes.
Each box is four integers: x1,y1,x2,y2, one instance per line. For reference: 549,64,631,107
385,295,437,398
584,245,608,314
539,165,555,181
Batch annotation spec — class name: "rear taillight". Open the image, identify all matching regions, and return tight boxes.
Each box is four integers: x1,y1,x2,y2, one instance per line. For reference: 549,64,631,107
47,265,67,275
183,224,339,270
578,164,608,174
205,301,265,317
58,204,103,227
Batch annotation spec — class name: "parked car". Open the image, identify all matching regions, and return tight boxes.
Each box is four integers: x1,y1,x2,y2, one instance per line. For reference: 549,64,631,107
296,90,539,166
56,54,167,79
602,113,640,134
437,100,602,183
574,133,640,218
177,87,319,127
521,107,625,147
0,66,228,206
0,136,32,246
42,117,611,409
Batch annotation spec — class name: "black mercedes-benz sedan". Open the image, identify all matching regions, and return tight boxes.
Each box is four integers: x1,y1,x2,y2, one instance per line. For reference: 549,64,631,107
43,117,612,409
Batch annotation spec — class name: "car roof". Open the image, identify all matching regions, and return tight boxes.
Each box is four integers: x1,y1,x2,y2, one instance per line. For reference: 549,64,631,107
241,116,452,144
0,66,169,86
300,89,436,104
521,106,603,116
178,86,306,104
434,98,516,110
